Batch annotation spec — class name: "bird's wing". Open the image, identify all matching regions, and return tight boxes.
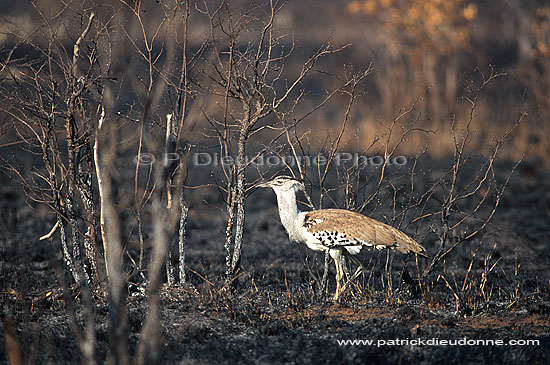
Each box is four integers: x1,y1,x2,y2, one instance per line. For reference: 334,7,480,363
303,209,427,257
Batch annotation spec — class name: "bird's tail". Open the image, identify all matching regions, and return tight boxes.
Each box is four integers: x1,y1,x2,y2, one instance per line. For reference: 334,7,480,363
393,229,429,258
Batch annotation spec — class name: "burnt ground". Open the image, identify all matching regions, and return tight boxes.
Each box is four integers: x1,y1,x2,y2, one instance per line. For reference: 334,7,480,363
1,158,550,364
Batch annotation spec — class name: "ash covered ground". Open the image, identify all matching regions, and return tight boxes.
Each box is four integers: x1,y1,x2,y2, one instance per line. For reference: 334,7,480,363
1,158,549,364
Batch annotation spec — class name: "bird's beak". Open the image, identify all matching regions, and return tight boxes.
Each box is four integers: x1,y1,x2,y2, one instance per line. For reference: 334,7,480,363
256,181,271,188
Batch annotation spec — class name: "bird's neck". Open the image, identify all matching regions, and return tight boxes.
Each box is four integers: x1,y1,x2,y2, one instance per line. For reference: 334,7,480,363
275,189,300,233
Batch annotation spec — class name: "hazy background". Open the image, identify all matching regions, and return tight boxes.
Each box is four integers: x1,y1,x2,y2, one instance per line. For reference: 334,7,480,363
0,0,547,164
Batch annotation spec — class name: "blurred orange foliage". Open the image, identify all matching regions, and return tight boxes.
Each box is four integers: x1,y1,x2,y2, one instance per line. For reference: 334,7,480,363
531,7,550,59
347,0,477,55
521,5,550,121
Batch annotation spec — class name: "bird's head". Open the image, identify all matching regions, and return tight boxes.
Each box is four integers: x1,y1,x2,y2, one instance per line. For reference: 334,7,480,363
257,175,305,194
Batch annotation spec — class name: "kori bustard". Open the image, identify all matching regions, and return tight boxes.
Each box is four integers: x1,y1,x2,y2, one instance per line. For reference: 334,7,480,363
258,175,428,300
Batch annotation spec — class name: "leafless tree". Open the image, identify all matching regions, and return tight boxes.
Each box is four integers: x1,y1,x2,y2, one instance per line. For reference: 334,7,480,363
197,0,344,280
1,0,200,362
0,7,103,288
418,71,523,278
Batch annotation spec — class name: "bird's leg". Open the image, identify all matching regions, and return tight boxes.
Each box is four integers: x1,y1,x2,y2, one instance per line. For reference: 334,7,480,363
339,256,352,297
342,256,351,282
340,254,365,296
333,258,343,301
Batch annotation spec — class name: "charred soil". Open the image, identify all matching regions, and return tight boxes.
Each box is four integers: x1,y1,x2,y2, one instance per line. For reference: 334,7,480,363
1,161,549,364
